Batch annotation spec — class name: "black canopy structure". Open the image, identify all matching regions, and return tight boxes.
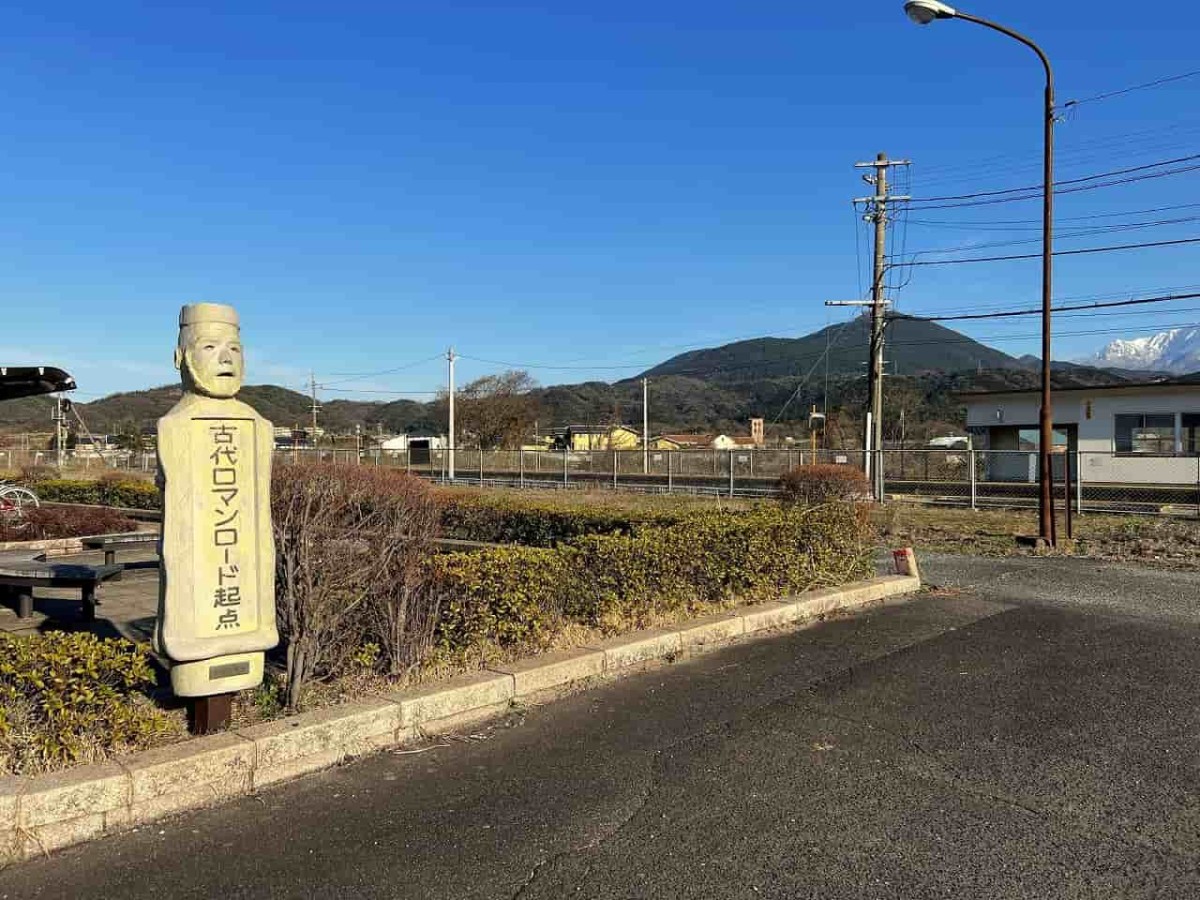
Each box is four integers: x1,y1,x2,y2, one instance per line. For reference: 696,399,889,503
0,366,76,402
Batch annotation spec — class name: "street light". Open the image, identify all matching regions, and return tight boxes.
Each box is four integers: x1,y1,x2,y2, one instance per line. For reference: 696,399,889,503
903,1,1057,547
903,0,956,24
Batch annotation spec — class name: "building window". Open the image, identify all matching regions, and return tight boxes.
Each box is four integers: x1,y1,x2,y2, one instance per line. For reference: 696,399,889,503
1016,428,1069,450
1183,414,1200,455
1114,414,1175,454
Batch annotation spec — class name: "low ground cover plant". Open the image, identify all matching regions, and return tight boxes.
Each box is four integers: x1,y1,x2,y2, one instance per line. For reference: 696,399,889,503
0,632,180,774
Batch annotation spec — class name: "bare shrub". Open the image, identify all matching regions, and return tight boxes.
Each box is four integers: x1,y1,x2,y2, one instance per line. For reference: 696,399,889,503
0,506,137,542
272,463,442,709
778,464,870,506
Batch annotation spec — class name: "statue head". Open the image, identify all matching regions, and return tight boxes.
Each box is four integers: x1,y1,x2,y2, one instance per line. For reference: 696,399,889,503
175,303,244,399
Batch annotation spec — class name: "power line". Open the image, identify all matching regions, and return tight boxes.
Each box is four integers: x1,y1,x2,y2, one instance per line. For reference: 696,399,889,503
319,387,442,395
916,121,1200,184
770,316,858,424
1064,69,1200,109
904,153,1200,205
899,281,1200,318
912,291,1200,322
906,202,1200,231
897,215,1200,257
895,235,1200,268
321,353,444,386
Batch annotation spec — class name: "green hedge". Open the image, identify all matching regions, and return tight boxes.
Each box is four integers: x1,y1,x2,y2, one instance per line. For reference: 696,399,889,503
26,478,162,510
435,490,729,546
0,633,179,774
431,503,872,652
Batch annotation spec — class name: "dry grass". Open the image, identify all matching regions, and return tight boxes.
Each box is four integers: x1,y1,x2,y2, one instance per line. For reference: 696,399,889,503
875,502,1200,569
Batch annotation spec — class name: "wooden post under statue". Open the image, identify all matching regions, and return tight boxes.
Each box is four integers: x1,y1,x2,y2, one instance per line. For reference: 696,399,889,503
188,693,234,734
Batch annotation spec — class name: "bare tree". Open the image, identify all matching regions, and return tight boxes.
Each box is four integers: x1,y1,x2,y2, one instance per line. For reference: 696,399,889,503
437,369,539,449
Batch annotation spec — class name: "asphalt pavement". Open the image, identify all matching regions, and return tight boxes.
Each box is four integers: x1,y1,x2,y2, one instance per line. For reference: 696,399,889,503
3,554,1200,898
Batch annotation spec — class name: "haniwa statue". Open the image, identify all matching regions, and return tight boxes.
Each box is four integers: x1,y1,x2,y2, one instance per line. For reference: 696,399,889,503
156,303,278,699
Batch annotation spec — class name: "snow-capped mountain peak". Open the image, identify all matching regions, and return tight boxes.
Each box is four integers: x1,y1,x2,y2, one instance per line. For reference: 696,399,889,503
1091,327,1200,373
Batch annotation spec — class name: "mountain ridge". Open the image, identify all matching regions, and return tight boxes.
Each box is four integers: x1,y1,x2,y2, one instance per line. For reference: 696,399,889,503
0,318,1163,443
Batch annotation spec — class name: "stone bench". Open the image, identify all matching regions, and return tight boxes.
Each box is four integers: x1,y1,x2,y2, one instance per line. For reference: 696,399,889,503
81,532,161,568
0,560,124,621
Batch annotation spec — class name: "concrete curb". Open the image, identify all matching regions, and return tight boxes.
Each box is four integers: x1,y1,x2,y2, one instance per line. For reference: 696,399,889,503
0,572,920,865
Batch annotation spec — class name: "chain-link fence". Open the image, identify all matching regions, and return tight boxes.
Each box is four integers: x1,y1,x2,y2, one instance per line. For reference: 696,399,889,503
8,441,1198,518
0,447,158,474
880,448,1200,518
275,446,1200,517
271,447,852,498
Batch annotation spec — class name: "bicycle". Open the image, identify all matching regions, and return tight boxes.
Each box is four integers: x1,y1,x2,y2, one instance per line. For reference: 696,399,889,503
0,481,39,521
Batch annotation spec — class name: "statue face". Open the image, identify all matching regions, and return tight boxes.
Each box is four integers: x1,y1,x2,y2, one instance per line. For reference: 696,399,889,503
178,323,244,398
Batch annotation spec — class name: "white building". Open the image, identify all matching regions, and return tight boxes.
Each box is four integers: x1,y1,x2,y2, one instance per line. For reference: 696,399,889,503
961,380,1200,485
379,434,446,456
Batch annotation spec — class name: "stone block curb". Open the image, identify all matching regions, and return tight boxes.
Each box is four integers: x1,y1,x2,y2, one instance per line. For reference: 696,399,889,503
0,571,920,865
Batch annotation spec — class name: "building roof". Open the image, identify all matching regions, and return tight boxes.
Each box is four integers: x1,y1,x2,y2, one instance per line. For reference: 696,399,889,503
551,424,637,434
957,377,1200,401
656,433,714,446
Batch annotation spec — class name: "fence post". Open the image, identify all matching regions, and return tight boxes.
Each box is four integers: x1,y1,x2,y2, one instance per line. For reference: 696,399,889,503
729,451,735,498
667,450,673,493
479,448,484,485
1075,450,1083,516
878,449,886,504
519,449,525,488
563,448,568,486
406,451,411,476
613,449,618,490
1064,449,1074,539
969,445,977,511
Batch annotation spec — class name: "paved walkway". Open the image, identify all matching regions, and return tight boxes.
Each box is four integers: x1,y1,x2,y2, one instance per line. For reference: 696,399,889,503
0,548,158,643
3,555,1199,898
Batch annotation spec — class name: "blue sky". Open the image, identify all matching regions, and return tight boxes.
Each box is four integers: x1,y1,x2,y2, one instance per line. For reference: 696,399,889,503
1,1,1197,402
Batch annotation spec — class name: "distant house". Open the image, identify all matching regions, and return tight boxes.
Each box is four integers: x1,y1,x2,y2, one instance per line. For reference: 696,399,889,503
653,433,713,450
711,435,760,451
960,379,1200,484
927,435,970,450
380,434,447,462
520,435,555,452
550,425,640,451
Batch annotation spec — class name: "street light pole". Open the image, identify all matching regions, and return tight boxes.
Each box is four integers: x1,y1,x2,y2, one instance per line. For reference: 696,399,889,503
903,1,1056,546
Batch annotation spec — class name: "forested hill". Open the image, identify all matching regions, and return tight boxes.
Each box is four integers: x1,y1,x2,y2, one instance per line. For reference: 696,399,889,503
640,315,1026,382
0,316,1155,441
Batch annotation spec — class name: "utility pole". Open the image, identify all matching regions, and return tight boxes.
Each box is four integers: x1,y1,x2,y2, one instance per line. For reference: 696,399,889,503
850,152,910,499
642,377,649,475
447,347,456,481
52,396,67,469
309,372,321,452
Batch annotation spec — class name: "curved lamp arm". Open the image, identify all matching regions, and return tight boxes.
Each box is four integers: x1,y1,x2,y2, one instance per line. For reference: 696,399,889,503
954,11,1053,96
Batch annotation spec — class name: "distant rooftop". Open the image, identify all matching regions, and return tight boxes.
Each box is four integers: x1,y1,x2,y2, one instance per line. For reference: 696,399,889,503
957,376,1200,399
